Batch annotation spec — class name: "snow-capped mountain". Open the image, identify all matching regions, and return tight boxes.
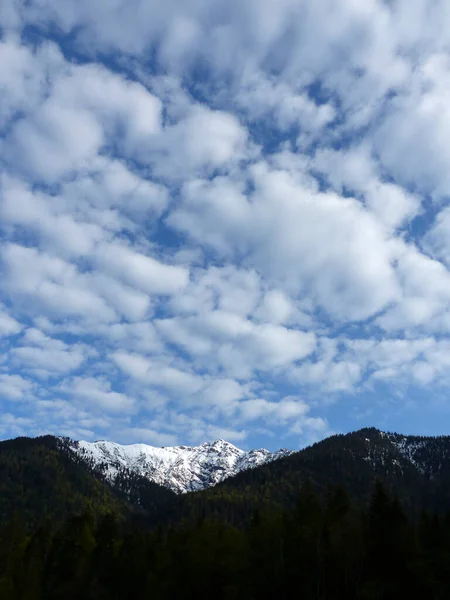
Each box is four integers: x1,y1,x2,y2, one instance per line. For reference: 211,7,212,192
67,438,293,494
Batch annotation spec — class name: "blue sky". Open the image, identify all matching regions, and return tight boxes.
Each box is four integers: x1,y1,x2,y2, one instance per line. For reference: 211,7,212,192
1,0,450,450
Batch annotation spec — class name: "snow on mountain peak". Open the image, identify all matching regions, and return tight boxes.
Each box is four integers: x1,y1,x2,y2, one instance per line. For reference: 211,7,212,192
68,438,293,494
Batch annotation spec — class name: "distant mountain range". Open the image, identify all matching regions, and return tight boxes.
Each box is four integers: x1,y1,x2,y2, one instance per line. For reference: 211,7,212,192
2,427,450,527
66,437,293,493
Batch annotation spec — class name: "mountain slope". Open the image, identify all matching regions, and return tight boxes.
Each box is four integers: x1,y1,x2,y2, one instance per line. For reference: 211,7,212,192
180,428,450,521
0,435,178,528
0,436,123,526
3,428,450,530
68,438,293,493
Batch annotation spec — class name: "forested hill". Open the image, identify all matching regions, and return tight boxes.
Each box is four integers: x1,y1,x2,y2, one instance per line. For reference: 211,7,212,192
2,429,450,598
2,476,450,598
2,428,450,529
178,427,450,522
0,435,175,527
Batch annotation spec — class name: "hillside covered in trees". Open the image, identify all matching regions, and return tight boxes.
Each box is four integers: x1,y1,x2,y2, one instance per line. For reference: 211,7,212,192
0,436,176,527
2,480,450,599
2,428,450,598
175,428,450,526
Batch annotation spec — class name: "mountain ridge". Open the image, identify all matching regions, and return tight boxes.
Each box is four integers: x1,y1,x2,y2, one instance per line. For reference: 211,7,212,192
64,436,294,494
189,426,450,518
3,427,450,529
64,426,450,493
61,427,450,514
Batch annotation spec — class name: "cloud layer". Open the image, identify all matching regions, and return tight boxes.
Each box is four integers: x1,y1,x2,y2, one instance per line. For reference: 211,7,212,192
1,0,450,447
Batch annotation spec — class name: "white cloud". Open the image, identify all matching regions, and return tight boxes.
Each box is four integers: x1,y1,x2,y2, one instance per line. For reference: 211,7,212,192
0,413,33,438
68,159,169,217
237,72,336,146
238,396,330,441
156,310,316,378
95,242,189,296
424,206,450,267
291,359,362,393
3,60,162,181
2,0,450,447
0,374,34,401
100,322,163,353
0,175,107,258
61,376,136,413
143,105,251,180
12,346,85,376
1,244,118,323
327,336,450,390
378,244,450,332
8,102,104,180
254,289,295,325
312,147,422,231
201,378,248,411
239,396,308,422
169,265,262,317
10,328,89,376
0,306,22,336
169,166,401,321
0,39,64,126
89,274,152,322
374,53,450,198
111,351,205,396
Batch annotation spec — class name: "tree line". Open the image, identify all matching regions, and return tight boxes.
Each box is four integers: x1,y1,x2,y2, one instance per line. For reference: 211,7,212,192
2,480,450,599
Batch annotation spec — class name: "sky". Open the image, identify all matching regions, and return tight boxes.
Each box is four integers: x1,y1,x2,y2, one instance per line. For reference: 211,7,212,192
2,0,450,450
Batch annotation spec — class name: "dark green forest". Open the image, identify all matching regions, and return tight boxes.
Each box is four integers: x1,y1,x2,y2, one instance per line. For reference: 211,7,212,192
0,436,177,528
3,481,450,599
3,430,450,599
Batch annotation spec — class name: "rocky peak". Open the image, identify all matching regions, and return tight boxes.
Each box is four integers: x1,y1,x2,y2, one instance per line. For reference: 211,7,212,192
67,437,293,494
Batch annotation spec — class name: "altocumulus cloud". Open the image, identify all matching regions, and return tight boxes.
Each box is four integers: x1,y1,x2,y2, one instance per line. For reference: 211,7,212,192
2,0,450,448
